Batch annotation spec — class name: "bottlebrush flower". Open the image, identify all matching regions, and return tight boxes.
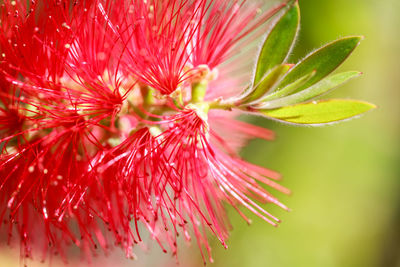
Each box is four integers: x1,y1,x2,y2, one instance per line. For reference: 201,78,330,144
0,0,375,265
118,0,285,95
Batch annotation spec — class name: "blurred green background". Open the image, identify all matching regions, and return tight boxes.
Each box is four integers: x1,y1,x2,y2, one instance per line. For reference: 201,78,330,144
1,0,399,266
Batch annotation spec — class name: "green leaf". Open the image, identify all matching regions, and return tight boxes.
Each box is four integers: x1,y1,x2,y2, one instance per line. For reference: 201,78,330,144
241,64,291,104
257,71,361,109
253,2,300,85
259,99,376,125
276,36,363,93
260,70,316,102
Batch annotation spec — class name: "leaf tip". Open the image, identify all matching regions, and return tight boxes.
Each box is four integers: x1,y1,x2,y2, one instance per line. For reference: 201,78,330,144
353,35,365,44
348,99,377,114
350,71,363,78
366,102,377,110
357,100,377,109
343,35,364,47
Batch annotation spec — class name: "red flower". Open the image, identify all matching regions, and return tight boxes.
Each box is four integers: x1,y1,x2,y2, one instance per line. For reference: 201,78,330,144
119,0,284,94
0,0,290,264
149,108,289,262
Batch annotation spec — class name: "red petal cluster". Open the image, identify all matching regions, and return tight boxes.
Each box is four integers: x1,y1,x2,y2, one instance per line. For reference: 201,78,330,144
117,0,284,94
0,0,289,264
